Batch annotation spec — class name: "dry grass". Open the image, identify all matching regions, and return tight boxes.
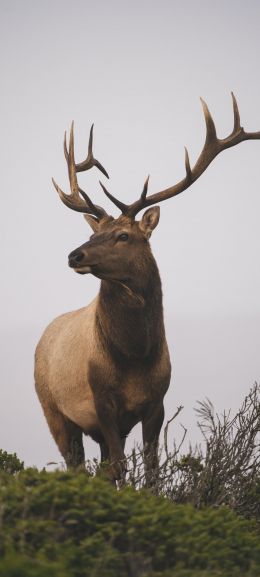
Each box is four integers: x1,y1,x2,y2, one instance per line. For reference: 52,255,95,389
110,383,260,519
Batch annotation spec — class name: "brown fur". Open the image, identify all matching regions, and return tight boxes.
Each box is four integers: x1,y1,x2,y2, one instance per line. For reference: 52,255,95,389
35,211,171,480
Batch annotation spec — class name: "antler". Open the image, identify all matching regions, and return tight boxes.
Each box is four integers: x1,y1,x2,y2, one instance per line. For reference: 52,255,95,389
63,123,109,178
101,93,260,218
52,123,109,219
53,95,260,221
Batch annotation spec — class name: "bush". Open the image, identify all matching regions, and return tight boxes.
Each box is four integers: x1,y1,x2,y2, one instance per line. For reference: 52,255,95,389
0,450,24,475
0,469,260,577
126,383,260,522
0,556,65,577
0,384,259,576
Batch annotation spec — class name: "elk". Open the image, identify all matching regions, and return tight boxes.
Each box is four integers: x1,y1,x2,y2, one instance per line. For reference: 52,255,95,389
35,94,260,481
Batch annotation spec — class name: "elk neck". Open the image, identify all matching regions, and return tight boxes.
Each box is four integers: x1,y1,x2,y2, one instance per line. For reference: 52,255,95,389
96,251,165,361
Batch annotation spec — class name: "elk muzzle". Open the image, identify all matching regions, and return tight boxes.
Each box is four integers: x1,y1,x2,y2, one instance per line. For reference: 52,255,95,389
68,246,93,274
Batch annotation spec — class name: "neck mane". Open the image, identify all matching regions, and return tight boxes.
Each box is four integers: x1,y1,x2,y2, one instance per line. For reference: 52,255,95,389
96,253,165,361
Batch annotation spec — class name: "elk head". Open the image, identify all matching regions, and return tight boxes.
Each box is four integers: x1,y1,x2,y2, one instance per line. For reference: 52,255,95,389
52,94,260,283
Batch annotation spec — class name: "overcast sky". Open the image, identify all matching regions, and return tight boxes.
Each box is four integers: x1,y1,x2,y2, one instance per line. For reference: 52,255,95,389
1,0,259,468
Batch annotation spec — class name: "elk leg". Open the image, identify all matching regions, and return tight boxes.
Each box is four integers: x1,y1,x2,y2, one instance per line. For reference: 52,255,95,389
100,440,109,463
43,405,85,469
99,438,125,488
89,363,127,480
100,437,125,463
142,403,164,486
99,417,126,481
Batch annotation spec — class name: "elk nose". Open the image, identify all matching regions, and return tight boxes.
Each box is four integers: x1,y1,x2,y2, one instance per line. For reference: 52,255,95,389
68,249,84,268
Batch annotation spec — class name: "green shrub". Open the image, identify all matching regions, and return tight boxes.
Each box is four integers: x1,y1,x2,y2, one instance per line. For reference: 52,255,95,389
0,450,24,474
0,385,259,576
0,469,260,577
0,556,65,577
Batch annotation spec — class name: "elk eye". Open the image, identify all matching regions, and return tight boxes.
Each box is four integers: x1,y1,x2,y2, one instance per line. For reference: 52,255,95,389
118,233,129,242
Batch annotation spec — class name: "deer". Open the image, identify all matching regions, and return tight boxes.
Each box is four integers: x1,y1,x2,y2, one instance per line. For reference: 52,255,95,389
35,94,260,482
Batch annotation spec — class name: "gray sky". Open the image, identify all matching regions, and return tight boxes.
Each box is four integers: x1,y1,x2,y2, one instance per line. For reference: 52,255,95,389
1,0,259,467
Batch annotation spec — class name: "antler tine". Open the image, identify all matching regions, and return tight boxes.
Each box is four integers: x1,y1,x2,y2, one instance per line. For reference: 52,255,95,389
98,175,151,217
200,98,217,144
53,122,108,218
123,93,260,218
231,92,241,133
126,175,150,215
67,122,79,197
99,181,128,213
141,175,150,201
78,185,107,217
184,147,192,180
88,122,94,156
64,124,109,179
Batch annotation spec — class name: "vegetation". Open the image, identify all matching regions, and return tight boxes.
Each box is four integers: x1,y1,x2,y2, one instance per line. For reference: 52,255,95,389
0,384,259,577
127,383,260,520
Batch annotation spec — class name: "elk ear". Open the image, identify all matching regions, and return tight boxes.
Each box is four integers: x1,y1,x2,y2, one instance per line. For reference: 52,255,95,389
84,214,100,232
139,206,160,238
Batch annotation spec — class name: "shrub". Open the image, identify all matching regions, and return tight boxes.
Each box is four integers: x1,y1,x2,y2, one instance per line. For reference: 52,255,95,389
0,450,24,475
126,383,260,522
0,384,259,576
0,470,260,576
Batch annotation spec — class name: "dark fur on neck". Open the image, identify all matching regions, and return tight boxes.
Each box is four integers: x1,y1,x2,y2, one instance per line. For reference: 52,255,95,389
96,252,165,362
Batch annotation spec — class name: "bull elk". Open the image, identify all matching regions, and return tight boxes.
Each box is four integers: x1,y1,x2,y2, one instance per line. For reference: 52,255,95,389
35,94,260,481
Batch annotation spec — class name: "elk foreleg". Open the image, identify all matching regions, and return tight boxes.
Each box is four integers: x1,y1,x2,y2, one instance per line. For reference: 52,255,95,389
100,440,110,463
96,399,127,480
42,404,85,469
142,403,164,487
100,437,126,463
89,362,127,480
